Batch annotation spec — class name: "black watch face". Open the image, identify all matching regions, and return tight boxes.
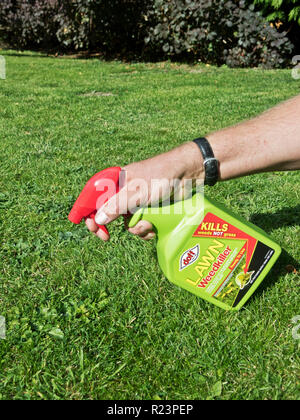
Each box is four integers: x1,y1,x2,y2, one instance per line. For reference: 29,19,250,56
204,160,219,186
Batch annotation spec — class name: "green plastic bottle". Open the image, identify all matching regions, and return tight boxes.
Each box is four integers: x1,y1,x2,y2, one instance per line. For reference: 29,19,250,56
129,194,281,311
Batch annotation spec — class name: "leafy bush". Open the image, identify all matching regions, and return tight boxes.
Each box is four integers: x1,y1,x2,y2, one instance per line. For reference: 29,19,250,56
0,0,62,49
0,0,149,53
66,0,150,53
0,0,295,67
145,0,294,68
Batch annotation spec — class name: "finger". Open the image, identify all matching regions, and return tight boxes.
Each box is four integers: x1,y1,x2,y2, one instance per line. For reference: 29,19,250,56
128,220,154,237
95,228,110,242
85,218,98,233
140,232,156,241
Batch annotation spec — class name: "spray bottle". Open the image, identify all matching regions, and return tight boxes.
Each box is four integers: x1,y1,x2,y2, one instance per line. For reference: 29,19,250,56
69,167,281,311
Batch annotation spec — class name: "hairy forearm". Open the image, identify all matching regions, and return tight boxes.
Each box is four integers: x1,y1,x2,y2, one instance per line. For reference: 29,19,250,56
128,96,300,192
200,95,300,181
91,96,300,240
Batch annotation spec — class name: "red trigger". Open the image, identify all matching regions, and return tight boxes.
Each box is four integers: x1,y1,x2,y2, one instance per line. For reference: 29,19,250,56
68,166,122,239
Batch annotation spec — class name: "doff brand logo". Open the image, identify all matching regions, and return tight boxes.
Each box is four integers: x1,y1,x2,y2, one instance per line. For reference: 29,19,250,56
180,245,200,271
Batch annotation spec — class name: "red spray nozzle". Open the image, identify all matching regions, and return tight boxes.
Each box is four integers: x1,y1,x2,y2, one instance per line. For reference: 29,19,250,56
68,167,122,237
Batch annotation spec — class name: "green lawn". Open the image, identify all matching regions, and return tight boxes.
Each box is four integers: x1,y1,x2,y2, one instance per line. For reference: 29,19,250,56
0,50,299,400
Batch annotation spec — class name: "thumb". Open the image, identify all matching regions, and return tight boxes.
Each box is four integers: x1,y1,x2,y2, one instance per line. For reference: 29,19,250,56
94,187,127,225
95,177,149,225
95,182,141,225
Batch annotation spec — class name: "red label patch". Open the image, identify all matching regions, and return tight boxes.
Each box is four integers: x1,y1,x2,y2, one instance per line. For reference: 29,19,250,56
193,213,257,273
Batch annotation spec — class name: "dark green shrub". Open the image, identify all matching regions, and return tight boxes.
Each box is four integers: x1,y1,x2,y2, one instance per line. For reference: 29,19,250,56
145,0,294,67
0,0,150,53
0,0,62,49
65,0,150,53
0,0,295,67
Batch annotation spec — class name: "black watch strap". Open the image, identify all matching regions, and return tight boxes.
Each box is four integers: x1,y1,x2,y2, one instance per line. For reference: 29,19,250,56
193,137,219,187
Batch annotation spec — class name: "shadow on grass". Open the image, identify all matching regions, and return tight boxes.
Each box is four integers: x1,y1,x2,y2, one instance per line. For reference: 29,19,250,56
0,50,49,58
249,204,300,233
253,249,298,300
1,49,125,61
248,205,299,300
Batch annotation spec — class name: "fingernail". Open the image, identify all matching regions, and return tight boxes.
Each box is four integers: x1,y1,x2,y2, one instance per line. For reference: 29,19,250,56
95,211,109,225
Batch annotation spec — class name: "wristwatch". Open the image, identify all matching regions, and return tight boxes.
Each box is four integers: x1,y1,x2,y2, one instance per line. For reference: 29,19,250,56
193,137,219,187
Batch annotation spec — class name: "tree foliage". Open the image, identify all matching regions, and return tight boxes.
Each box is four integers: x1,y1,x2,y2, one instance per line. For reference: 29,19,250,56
253,0,300,25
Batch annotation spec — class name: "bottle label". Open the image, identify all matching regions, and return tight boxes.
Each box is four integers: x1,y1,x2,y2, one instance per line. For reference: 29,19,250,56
179,213,275,308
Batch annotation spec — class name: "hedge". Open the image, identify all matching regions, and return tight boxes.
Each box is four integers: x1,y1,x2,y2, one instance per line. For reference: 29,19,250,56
0,0,295,68
145,0,294,68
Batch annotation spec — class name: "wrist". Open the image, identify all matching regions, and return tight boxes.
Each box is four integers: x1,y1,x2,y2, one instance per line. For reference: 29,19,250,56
173,142,205,181
206,131,247,181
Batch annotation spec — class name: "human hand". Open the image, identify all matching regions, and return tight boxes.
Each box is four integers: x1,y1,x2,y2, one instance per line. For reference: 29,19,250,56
85,142,204,241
